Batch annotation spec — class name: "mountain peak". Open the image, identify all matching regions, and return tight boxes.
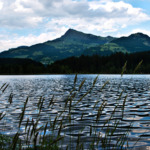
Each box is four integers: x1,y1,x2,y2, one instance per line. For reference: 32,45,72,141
66,28,77,33
129,32,149,38
60,28,113,44
60,28,89,41
63,28,83,37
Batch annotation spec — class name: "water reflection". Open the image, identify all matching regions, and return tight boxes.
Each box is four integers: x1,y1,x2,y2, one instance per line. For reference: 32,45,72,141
0,74,150,149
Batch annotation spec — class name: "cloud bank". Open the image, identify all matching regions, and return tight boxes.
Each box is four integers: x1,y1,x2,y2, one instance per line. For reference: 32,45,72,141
0,0,150,51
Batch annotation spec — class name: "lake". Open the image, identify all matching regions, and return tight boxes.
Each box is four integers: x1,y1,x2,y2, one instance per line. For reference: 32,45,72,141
0,74,150,149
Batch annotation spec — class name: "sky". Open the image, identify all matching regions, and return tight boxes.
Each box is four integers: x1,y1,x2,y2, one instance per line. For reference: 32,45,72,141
0,0,150,51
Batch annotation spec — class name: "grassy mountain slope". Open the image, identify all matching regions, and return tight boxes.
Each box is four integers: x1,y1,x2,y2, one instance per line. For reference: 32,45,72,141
83,43,128,56
1,30,150,64
0,29,114,64
83,33,150,56
111,33,150,52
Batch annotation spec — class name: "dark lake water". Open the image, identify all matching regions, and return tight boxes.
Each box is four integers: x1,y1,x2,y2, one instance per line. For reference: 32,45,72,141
0,74,150,149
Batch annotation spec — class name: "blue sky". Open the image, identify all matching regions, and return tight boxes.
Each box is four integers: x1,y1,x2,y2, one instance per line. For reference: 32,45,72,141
0,0,150,51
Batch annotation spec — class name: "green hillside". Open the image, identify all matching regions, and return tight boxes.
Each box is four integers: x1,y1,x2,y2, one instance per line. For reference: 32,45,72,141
83,43,128,56
83,33,150,56
0,29,114,64
0,29,150,64
111,33,150,52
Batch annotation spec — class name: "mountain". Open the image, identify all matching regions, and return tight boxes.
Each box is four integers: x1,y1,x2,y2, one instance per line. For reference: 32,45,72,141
110,32,150,52
0,30,150,64
83,33,150,56
0,29,115,64
56,29,114,44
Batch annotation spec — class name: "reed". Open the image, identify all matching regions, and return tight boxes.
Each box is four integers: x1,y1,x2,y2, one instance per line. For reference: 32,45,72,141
19,97,29,128
133,60,143,74
2,83,9,93
0,112,6,120
0,64,143,149
121,61,127,76
48,95,54,107
8,93,13,104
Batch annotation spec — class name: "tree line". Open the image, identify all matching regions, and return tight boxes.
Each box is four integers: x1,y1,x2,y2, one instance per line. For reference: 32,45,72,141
0,51,150,74
47,51,150,74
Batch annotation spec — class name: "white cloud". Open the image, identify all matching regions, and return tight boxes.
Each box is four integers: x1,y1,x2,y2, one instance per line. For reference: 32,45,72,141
0,0,43,28
0,0,150,51
0,0,149,29
0,27,67,51
0,1,3,10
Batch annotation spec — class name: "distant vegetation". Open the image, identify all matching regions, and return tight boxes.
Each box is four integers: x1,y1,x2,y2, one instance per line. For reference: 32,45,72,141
0,29,150,64
111,33,150,53
47,51,150,74
0,51,150,74
0,58,45,74
0,29,114,64
83,43,127,56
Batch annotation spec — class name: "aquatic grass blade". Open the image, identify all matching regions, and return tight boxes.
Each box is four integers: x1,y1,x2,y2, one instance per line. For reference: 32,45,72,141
121,61,127,77
133,60,143,74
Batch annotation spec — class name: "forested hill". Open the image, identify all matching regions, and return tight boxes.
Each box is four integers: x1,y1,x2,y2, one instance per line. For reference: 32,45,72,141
0,51,150,74
83,33,150,56
1,29,150,65
111,33,150,53
0,58,45,74
47,51,150,74
0,29,115,64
